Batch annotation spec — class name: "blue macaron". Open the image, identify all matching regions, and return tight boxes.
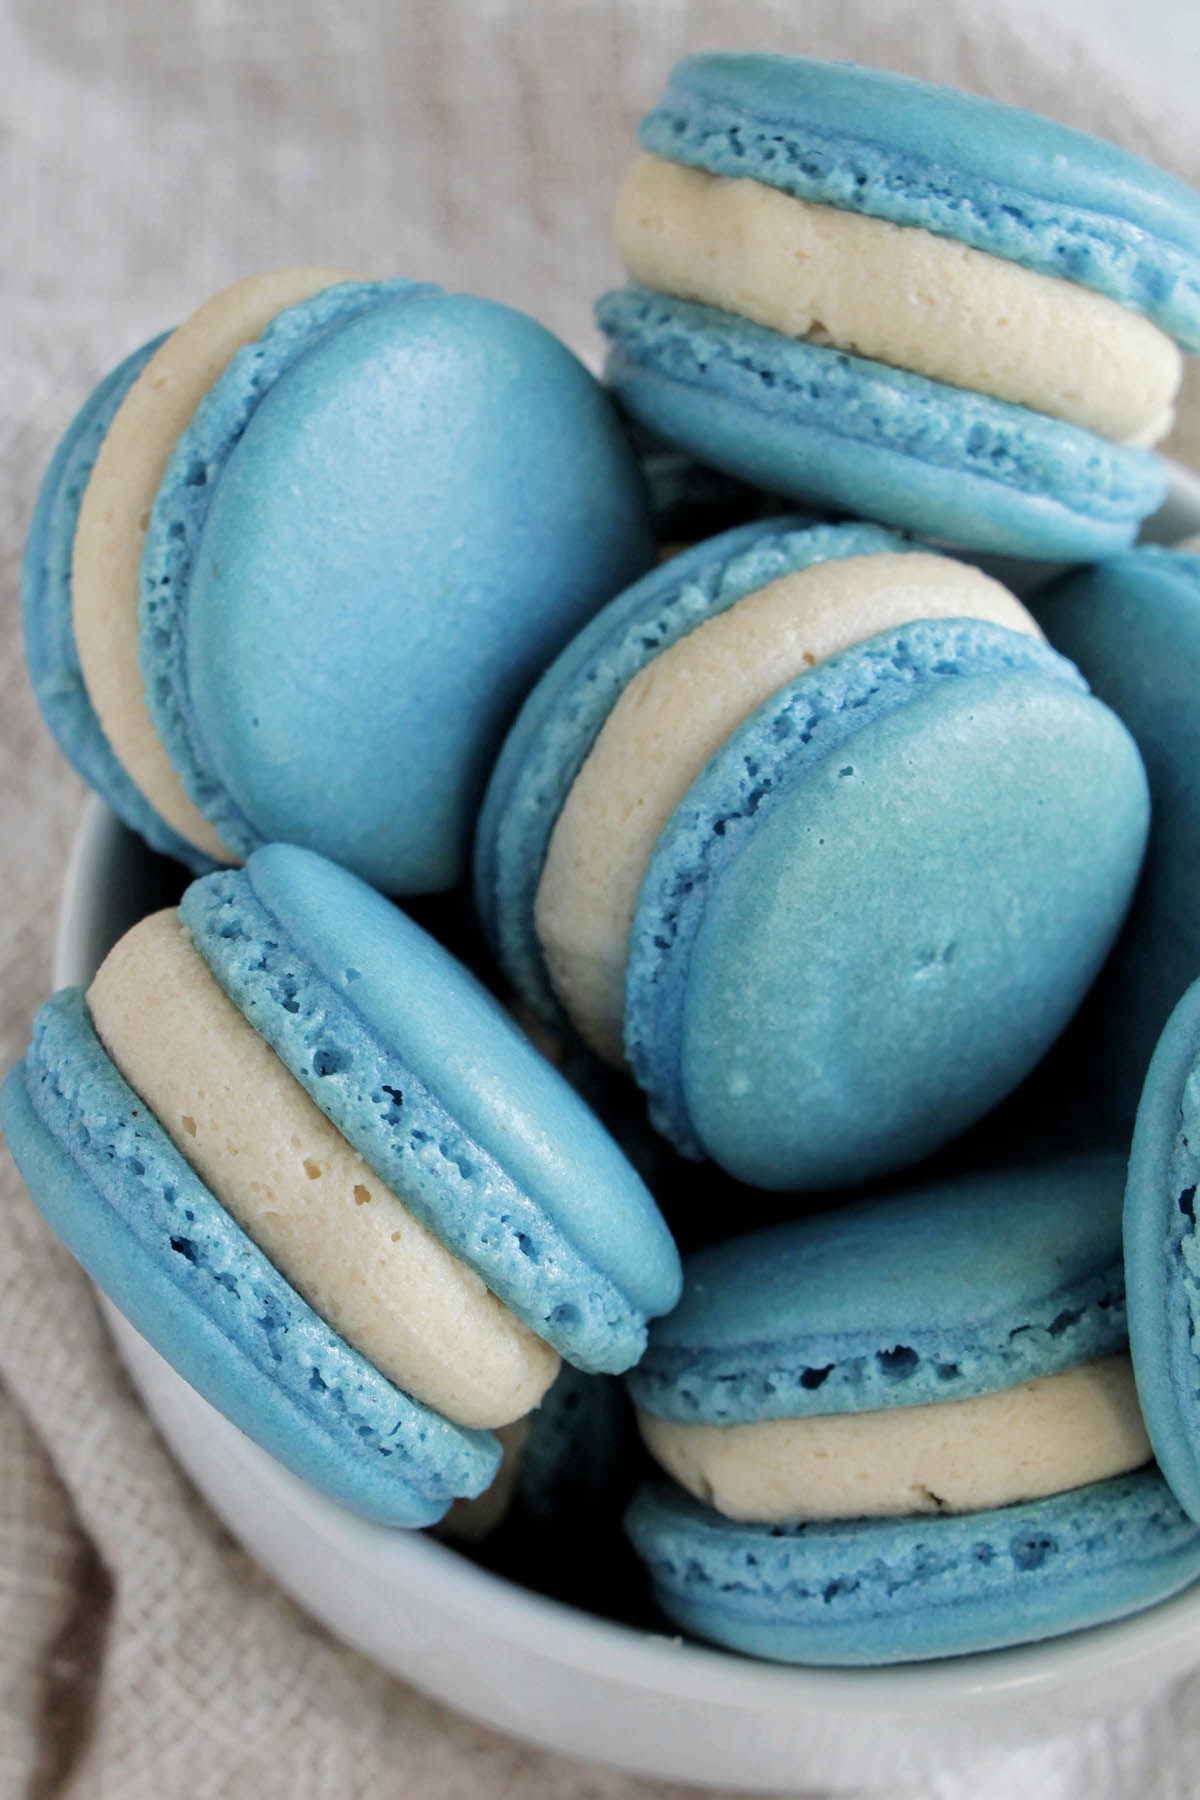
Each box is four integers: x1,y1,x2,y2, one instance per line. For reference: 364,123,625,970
477,517,1150,1191
25,276,654,893
625,1156,1200,1663
1124,975,1200,1525
596,54,1198,558
1033,546,1200,1128
2,843,681,1526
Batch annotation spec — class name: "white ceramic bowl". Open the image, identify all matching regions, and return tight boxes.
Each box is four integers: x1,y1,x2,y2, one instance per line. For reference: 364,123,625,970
55,473,1200,1793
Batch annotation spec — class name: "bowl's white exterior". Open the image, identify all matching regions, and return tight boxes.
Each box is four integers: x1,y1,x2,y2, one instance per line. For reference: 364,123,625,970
57,469,1200,1792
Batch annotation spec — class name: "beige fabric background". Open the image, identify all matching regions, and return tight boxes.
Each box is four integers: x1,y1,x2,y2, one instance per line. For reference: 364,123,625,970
5,3,1200,1795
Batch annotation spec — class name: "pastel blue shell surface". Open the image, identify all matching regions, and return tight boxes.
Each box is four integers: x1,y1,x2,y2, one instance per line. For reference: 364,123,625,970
1034,548,1200,1126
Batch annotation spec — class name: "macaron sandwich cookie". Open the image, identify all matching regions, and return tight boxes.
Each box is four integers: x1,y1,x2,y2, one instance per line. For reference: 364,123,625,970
1032,545,1200,1128
625,1157,1200,1664
476,516,1150,1190
1125,975,1200,1527
596,55,1200,557
23,267,654,891
0,844,681,1527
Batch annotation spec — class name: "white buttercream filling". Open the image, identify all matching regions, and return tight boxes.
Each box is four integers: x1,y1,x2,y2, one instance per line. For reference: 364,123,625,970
637,1355,1150,1524
615,153,1180,447
535,552,1041,1064
72,266,362,861
87,911,560,1429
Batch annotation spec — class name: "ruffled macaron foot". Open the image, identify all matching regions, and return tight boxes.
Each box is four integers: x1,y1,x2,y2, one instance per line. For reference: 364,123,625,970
20,333,215,871
2,992,493,1527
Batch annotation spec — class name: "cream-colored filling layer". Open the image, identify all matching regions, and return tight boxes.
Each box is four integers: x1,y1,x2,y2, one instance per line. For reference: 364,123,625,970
616,153,1180,447
435,1416,532,1542
73,267,362,861
87,911,560,1429
535,552,1041,1065
637,1355,1150,1524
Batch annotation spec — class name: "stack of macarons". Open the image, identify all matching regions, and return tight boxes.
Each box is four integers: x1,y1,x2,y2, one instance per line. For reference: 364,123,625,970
12,47,1200,1671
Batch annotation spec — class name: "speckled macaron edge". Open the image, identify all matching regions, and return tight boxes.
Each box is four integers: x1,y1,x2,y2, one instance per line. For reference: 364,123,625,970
628,1155,1130,1425
1126,975,1200,1522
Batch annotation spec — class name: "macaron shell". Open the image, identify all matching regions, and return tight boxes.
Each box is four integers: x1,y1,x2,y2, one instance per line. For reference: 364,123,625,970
1125,975,1200,1522
639,54,1200,344
1033,549,1200,1126
625,1470,1200,1665
626,618,1149,1189
156,287,654,893
2,990,499,1527
597,288,1166,560
628,1154,1129,1426
182,845,682,1369
20,334,213,871
474,518,915,1023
